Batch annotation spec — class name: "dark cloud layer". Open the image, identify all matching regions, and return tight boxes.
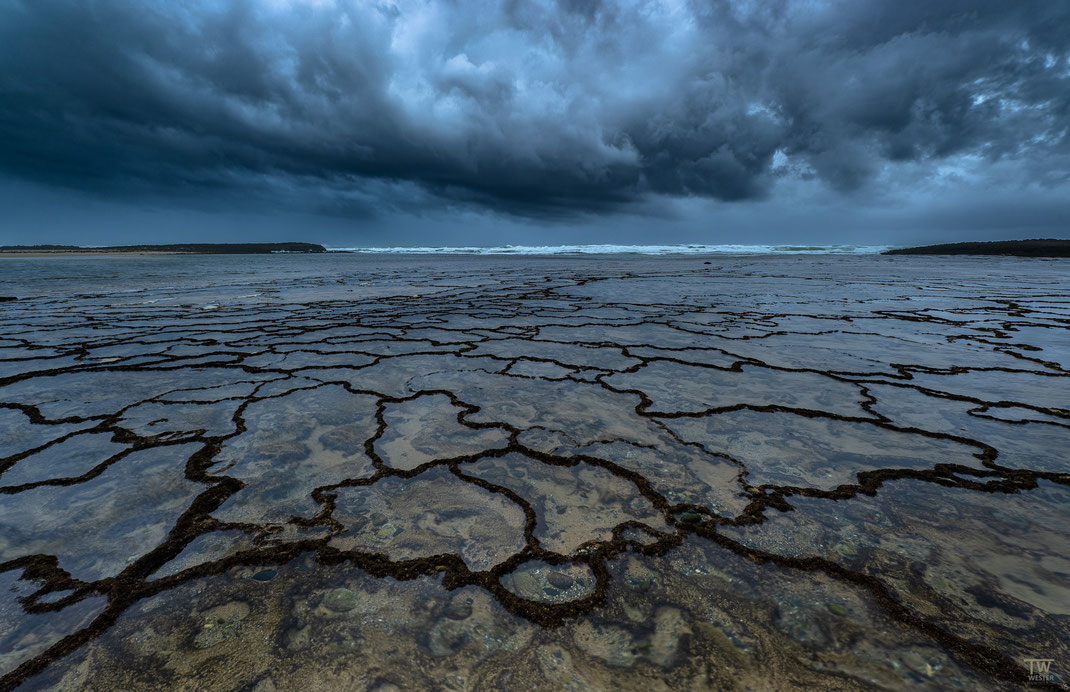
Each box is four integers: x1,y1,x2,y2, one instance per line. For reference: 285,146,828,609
1,0,1068,221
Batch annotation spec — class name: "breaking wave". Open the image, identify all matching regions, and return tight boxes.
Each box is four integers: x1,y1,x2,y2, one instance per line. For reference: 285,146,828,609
326,244,896,255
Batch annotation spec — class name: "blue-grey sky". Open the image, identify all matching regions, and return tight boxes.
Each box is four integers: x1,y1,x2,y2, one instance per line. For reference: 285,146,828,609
1,0,1068,246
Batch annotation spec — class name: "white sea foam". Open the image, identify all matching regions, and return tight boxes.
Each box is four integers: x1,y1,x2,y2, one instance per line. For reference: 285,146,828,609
325,244,896,255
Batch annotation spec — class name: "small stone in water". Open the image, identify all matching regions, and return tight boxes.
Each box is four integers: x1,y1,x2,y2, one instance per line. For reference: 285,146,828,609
625,576,655,592
251,569,277,582
511,571,540,597
546,571,574,590
444,601,473,620
623,604,644,622
324,588,359,613
376,523,401,540
678,511,703,524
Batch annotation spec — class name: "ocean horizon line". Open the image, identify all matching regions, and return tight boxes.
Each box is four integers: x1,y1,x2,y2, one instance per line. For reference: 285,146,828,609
323,244,899,255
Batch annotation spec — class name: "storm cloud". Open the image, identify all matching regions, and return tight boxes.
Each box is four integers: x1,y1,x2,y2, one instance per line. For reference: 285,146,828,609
0,0,1068,223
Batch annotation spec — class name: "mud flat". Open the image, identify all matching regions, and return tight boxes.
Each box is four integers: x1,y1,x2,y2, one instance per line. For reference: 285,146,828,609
1,253,1068,690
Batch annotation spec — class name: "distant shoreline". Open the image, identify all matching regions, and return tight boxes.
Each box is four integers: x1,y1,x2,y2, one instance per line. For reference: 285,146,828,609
0,251,186,258
883,238,1070,257
0,243,327,257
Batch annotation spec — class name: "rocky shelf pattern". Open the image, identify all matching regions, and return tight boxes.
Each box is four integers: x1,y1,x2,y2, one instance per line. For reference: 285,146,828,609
0,255,1068,690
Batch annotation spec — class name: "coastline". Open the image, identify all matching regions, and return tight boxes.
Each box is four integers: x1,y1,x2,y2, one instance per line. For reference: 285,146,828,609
0,251,187,258
883,238,1070,257
0,242,327,257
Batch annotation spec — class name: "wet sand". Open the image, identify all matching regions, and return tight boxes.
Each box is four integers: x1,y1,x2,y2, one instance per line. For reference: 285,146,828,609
0,254,1068,690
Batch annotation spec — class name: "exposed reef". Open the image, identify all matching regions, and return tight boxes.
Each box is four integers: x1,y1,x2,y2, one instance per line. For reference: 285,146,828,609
0,255,1067,690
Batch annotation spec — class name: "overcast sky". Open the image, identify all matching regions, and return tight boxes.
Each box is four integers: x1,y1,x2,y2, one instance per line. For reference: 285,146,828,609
1,0,1068,246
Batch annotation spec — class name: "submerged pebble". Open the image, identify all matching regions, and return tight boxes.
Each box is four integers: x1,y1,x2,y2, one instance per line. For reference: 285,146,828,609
444,601,473,621
193,600,250,649
678,511,704,525
504,562,596,603
323,588,359,613
376,523,401,540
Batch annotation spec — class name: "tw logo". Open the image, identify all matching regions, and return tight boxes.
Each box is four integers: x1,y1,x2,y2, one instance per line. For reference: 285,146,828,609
1024,658,1055,682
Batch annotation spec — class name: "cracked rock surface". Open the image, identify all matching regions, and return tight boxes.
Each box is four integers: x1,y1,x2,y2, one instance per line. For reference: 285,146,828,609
0,254,1068,690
